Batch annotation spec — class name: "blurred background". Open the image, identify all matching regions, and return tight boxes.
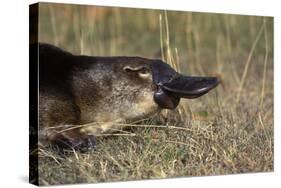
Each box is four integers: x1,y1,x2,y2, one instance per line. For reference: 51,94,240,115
37,2,273,185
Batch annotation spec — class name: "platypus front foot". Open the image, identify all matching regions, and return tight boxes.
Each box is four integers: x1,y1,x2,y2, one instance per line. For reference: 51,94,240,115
53,135,97,152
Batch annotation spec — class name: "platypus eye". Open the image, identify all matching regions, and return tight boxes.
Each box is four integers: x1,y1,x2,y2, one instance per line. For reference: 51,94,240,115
123,65,151,79
138,67,150,79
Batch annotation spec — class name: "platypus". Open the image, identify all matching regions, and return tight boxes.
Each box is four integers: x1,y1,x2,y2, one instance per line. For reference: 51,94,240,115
36,43,219,151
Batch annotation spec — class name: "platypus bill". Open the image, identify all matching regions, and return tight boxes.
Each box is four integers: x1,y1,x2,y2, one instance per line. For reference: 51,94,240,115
36,43,219,151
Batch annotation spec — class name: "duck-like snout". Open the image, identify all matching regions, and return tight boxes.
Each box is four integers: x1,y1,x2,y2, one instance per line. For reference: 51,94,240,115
152,60,219,109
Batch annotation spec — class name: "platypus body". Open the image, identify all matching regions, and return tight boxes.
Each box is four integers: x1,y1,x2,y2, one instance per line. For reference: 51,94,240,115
36,43,219,151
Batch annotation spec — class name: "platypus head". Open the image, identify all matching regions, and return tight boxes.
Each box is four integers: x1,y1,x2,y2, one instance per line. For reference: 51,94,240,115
151,60,219,109
72,56,219,124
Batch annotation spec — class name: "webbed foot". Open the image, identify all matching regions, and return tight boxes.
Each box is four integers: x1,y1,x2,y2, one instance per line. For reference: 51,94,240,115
52,135,97,152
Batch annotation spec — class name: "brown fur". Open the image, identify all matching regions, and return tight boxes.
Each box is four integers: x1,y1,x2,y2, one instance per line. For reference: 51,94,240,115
38,43,160,147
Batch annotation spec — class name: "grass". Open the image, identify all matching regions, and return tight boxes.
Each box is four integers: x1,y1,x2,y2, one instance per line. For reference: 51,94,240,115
36,3,273,186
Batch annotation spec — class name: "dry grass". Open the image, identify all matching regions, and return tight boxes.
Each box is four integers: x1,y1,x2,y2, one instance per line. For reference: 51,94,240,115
36,3,273,186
